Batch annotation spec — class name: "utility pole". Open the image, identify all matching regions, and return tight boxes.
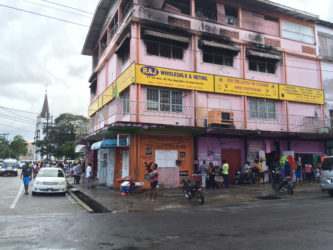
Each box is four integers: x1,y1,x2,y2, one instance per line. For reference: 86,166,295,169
0,133,9,159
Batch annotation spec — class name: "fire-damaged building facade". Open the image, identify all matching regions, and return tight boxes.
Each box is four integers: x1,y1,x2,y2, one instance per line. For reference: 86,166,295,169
80,0,333,188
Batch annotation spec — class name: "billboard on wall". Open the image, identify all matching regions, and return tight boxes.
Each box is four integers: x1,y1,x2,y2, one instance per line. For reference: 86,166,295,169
135,64,214,92
88,99,99,117
279,85,324,104
215,76,279,99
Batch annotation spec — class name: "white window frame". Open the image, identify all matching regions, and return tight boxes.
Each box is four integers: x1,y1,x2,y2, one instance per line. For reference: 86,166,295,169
122,91,130,115
249,98,276,119
147,88,183,113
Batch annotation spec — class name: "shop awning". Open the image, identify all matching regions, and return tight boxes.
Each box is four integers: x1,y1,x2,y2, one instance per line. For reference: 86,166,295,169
200,40,240,52
247,49,281,60
143,29,190,44
91,139,129,150
91,141,103,150
75,145,87,153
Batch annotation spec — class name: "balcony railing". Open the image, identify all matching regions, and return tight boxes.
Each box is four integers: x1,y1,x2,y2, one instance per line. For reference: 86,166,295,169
89,98,328,134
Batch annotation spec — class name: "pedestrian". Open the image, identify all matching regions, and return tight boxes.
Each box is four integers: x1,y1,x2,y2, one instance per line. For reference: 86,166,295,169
315,166,321,183
207,162,215,189
296,161,302,184
73,163,78,184
86,163,92,189
199,160,207,188
305,162,312,183
222,160,229,187
149,163,159,201
254,159,264,184
21,163,33,194
76,162,81,184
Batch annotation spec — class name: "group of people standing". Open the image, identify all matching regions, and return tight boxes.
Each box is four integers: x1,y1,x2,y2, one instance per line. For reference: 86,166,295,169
199,160,229,188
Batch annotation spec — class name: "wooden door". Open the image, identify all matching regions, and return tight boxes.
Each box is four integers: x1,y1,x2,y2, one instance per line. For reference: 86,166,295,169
221,149,241,183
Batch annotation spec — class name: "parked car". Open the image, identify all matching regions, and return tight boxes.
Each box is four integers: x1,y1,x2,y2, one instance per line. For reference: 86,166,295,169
32,168,67,195
0,158,18,176
320,156,333,197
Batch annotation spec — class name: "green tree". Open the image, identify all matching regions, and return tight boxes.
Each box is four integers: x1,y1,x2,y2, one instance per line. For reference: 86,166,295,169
9,135,28,158
0,136,10,159
36,113,89,160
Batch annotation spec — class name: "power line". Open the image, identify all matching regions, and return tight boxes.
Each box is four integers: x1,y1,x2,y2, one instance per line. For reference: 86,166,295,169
0,3,89,27
0,105,39,115
40,0,93,15
21,0,92,18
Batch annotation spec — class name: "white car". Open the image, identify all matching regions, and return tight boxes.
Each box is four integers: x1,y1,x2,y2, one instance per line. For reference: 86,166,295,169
32,168,67,195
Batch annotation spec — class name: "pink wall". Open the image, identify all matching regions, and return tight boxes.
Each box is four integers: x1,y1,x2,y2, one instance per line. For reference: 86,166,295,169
242,10,280,37
108,54,117,85
285,55,320,88
97,67,106,96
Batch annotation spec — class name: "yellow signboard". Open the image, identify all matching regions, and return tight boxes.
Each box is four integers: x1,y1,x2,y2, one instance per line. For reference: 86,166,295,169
279,85,324,104
215,76,279,99
136,64,214,92
117,63,136,94
88,98,99,117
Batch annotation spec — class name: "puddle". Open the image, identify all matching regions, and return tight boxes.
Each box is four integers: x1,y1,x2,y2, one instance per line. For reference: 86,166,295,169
72,190,110,213
256,195,281,200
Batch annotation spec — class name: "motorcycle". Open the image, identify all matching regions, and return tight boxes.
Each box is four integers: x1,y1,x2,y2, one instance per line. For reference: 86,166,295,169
181,174,204,205
233,169,256,184
271,170,295,195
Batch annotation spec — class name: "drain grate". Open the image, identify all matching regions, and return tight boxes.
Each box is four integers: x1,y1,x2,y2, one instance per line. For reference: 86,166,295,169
256,195,281,200
72,190,110,213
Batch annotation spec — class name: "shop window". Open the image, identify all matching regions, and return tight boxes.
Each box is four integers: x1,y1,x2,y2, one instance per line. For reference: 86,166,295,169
147,88,183,113
164,0,190,15
249,98,276,119
143,29,189,60
195,0,217,22
225,5,238,26
122,91,130,115
121,0,133,20
109,14,118,41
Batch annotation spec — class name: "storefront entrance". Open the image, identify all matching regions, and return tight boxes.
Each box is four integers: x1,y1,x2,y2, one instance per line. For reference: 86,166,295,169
155,150,179,188
221,149,241,183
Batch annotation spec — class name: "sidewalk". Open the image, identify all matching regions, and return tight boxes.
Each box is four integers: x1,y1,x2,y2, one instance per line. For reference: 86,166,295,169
67,178,323,213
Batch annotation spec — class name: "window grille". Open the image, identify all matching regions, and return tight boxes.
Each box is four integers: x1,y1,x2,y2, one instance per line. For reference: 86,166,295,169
147,88,183,113
249,98,276,119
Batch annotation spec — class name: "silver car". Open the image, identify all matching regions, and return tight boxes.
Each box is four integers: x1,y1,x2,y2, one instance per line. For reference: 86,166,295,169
320,156,333,197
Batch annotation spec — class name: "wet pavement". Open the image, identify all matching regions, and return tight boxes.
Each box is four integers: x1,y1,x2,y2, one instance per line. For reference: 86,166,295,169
67,178,324,213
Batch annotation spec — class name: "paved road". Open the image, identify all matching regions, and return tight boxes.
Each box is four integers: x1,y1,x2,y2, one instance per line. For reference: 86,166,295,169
1,174,333,250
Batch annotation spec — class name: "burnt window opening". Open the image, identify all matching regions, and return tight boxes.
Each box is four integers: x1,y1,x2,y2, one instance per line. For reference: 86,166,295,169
164,0,190,15
142,30,189,60
121,0,133,20
248,56,277,74
90,79,97,96
195,0,217,22
100,33,107,54
200,40,239,67
116,34,130,64
92,48,99,68
225,5,238,26
264,16,278,22
110,14,118,41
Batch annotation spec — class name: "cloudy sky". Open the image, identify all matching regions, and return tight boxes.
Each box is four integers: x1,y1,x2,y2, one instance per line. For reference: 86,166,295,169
0,0,332,142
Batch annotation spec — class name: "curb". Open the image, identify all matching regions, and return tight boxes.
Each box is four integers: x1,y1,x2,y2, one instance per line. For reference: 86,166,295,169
67,189,94,213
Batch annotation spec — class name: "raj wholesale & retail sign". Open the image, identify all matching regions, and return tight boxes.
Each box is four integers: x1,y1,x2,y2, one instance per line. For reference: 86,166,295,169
215,76,279,99
279,85,324,105
135,65,214,92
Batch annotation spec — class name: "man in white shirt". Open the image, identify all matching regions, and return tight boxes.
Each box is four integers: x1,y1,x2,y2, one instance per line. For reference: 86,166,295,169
86,163,92,188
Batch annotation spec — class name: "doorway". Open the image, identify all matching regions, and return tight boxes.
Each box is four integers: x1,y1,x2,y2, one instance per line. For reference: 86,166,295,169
122,150,129,178
221,149,241,183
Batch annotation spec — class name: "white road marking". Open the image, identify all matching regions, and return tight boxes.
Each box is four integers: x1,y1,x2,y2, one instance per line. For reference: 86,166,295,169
10,184,23,209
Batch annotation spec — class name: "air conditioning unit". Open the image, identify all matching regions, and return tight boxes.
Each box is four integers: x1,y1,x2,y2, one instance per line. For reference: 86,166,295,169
208,110,234,127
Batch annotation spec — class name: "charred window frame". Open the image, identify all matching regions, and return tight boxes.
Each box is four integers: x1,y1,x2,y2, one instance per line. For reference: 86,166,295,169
200,40,239,67
247,50,281,74
100,33,107,54
92,48,99,68
225,5,238,26
249,98,276,119
164,0,190,15
143,30,189,60
89,73,97,97
121,0,133,20
116,34,130,64
110,14,118,41
147,88,183,113
195,0,217,22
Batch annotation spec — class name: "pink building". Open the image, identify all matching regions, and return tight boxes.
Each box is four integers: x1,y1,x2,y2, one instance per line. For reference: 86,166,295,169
81,0,331,187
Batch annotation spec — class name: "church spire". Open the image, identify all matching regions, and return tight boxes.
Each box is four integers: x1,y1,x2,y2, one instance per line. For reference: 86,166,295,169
40,90,50,118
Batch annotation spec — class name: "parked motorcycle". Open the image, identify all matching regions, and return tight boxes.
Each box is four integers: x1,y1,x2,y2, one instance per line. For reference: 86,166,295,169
271,170,295,195
233,169,256,184
181,174,204,204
